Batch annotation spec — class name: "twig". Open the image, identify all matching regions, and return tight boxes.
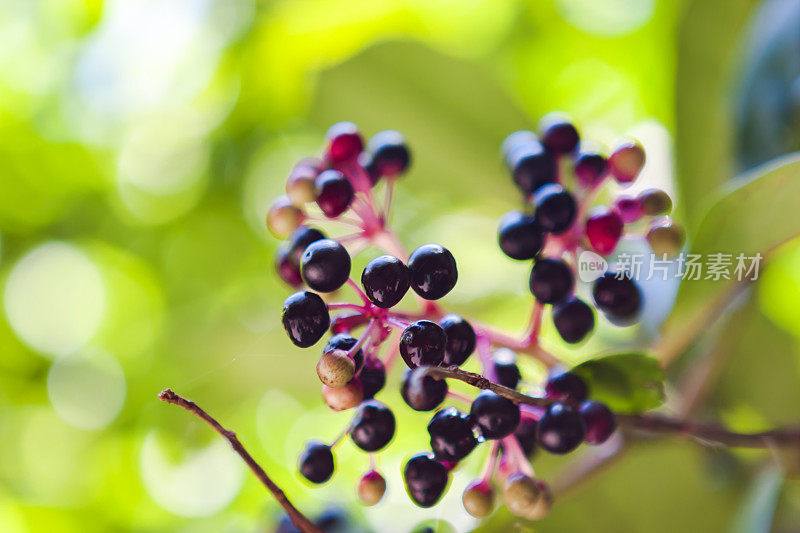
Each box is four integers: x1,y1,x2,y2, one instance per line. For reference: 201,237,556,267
158,389,322,533
417,366,553,407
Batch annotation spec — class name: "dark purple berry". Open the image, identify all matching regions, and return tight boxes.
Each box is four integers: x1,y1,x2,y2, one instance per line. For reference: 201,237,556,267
580,401,617,445
301,239,351,293
282,291,330,348
497,210,544,261
288,225,326,263
361,255,410,308
533,184,577,234
399,320,446,368
501,130,538,165
427,407,478,462
407,244,458,300
403,453,449,508
275,243,303,288
315,169,354,218
545,369,588,403
402,368,448,411
368,130,411,178
592,272,642,322
529,258,573,304
539,115,580,154
324,333,363,372
509,141,557,194
439,314,476,366
552,297,595,343
537,402,585,454
493,348,521,390
350,400,396,452
360,357,386,399
325,122,363,163
298,441,335,483
574,151,608,188
514,418,538,457
470,390,521,440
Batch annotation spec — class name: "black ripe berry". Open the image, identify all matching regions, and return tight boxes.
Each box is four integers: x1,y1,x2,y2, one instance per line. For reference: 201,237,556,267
514,418,538,457
298,441,335,484
497,210,544,261
580,401,617,445
533,184,577,234
574,151,608,188
367,130,411,179
545,369,588,403
502,130,538,166
592,272,642,322
403,453,450,508
282,291,330,348
407,244,458,300
552,297,595,343
350,400,396,452
301,239,351,293
493,348,521,390
539,115,580,155
315,169,354,218
402,368,448,411
399,320,447,368
427,407,478,462
470,390,521,440
537,402,586,455
324,333,363,372
360,255,410,308
529,258,573,304
509,141,557,194
360,357,386,399
275,243,303,288
325,121,363,163
439,314,476,366
288,226,326,263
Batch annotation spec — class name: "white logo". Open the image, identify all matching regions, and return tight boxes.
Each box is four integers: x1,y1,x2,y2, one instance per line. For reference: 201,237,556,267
577,250,608,283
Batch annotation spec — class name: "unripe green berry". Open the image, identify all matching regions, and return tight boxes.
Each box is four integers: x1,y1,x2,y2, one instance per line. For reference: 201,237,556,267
609,138,645,183
638,188,672,216
358,470,386,506
647,217,685,258
462,480,494,518
316,349,355,388
503,473,543,520
322,379,363,411
266,195,305,238
286,168,318,205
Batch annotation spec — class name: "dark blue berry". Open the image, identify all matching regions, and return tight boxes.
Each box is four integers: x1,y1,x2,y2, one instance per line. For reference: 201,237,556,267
529,258,573,304
470,390,521,439
301,239,351,293
592,272,642,322
509,141,557,194
350,400,396,452
580,401,617,445
533,183,577,234
493,348,521,390
552,297,595,343
439,314,476,366
399,320,447,368
403,453,450,508
324,333,363,372
427,407,478,462
537,402,585,454
368,130,411,179
402,368,448,411
315,169,354,218
407,244,458,300
514,418,538,457
360,357,386,399
539,115,580,155
298,441,335,483
282,291,330,348
361,255,410,308
545,369,588,403
497,210,544,260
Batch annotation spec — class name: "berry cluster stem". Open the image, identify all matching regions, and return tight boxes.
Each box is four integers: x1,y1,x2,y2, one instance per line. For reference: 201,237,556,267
157,389,321,533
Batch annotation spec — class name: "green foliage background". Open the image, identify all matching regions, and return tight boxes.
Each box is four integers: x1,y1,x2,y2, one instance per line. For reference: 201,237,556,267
1,0,799,531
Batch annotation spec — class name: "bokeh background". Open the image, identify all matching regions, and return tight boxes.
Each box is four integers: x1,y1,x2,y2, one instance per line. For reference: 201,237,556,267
1,0,800,531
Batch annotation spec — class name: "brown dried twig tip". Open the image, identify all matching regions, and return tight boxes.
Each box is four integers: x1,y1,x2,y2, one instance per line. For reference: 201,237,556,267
157,388,322,533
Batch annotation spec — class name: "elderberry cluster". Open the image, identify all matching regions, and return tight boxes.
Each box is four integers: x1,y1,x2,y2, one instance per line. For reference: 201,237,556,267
265,117,676,523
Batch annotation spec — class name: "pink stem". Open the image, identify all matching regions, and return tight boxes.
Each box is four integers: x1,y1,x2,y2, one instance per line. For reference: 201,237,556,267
327,302,369,313
347,278,371,305
502,435,535,478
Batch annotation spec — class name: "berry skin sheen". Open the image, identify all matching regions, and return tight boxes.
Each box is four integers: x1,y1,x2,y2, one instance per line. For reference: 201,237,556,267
314,169,354,218
537,402,586,455
282,291,330,348
533,184,577,234
367,130,411,178
539,114,580,155
592,272,642,322
497,210,544,260
361,254,410,308
298,441,335,484
470,390,521,439
301,239,351,293
399,320,447,368
552,297,595,344
403,453,450,508
427,407,478,462
350,400,396,452
325,121,363,163
545,369,588,403
402,368,448,411
580,401,617,445
407,244,458,300
439,314,476,366
529,258,573,304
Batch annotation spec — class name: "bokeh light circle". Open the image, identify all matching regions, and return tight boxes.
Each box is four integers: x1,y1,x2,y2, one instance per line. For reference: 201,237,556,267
556,0,656,36
4,242,106,358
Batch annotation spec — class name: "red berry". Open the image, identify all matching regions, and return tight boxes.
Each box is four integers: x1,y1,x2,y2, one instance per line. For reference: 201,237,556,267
574,152,608,188
585,206,623,255
614,195,643,223
325,122,363,163
315,169,354,218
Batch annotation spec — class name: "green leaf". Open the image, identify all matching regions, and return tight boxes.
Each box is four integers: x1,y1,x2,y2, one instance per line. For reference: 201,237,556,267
571,353,665,413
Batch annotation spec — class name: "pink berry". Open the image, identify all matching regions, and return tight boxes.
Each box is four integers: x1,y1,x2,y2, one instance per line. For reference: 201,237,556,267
614,196,642,223
325,122,364,163
585,206,623,255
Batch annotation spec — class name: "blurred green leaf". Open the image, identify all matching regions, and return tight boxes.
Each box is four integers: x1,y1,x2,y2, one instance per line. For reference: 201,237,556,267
572,352,664,413
731,464,784,533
